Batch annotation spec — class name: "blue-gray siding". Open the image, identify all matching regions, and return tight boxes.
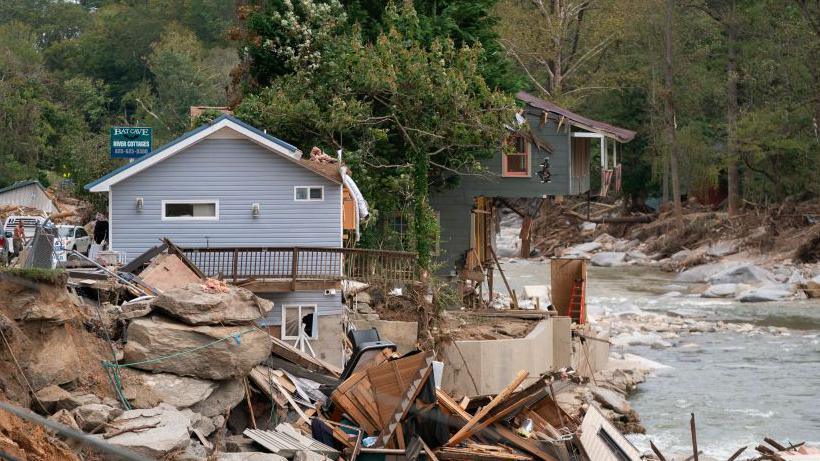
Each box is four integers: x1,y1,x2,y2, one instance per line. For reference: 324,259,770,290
110,138,342,262
256,291,343,326
431,111,584,272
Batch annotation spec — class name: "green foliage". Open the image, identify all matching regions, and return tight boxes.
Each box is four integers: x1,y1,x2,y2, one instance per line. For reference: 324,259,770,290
237,4,515,268
0,267,67,285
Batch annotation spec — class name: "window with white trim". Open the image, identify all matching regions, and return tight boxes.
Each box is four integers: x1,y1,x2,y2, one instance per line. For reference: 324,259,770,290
294,186,324,201
282,305,318,340
162,201,218,220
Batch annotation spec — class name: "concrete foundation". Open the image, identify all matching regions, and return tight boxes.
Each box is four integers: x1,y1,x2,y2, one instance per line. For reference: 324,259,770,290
352,319,419,354
265,314,345,367
440,316,572,396
572,333,610,378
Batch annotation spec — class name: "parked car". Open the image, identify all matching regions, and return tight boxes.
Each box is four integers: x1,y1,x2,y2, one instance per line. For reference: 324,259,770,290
3,215,46,256
56,224,92,255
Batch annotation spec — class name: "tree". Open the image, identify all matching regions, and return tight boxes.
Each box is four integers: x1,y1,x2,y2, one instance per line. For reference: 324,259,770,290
662,0,683,223
237,4,514,268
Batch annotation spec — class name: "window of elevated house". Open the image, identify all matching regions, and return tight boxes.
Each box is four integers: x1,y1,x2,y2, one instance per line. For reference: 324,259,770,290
282,305,317,340
502,134,530,177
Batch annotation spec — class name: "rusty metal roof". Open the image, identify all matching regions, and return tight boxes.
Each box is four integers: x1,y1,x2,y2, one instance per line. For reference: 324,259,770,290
516,91,637,143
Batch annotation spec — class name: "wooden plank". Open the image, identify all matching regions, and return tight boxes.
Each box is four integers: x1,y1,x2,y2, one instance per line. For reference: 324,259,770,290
272,378,311,426
446,370,529,446
269,335,342,377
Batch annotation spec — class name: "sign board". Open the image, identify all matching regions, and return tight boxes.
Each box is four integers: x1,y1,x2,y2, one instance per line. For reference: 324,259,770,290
110,127,152,158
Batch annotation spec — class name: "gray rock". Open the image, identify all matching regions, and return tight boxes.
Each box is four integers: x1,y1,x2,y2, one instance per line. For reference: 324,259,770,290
738,286,793,303
353,292,371,305
180,409,216,437
72,404,123,432
176,441,209,461
120,299,153,319
671,250,691,262
626,251,648,262
224,435,258,452
573,242,602,253
590,252,627,267
591,387,631,415
675,262,738,283
34,385,71,413
151,283,273,325
219,454,288,461
122,370,217,409
293,452,329,461
706,240,738,257
701,283,738,298
124,316,270,380
594,233,616,244
105,405,191,458
189,379,245,418
708,264,777,285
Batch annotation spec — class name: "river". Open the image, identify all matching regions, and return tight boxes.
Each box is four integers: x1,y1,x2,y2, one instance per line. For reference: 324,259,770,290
494,217,820,458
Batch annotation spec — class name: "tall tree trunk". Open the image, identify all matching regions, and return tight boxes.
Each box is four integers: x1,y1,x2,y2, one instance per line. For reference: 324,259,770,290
662,155,670,205
726,2,740,217
663,0,683,224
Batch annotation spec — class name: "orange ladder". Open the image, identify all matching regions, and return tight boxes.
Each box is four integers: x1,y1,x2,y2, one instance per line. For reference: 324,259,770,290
567,277,586,324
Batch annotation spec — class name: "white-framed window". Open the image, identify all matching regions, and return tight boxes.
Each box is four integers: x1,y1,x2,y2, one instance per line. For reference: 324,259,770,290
161,200,219,221
281,305,318,340
294,186,324,201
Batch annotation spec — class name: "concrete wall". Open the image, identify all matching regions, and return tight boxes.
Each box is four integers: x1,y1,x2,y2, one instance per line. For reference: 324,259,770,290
263,313,345,367
440,316,572,396
572,333,610,379
352,319,418,354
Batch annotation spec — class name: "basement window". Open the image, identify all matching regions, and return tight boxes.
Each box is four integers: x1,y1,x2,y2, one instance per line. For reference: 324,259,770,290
282,305,318,340
502,134,530,177
295,186,324,201
162,201,218,220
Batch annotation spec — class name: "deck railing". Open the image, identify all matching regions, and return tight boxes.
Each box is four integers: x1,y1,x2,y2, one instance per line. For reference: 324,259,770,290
179,246,417,285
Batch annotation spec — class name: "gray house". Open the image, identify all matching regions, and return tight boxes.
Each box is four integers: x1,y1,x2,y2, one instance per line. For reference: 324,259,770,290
431,91,636,276
87,115,353,365
0,180,57,214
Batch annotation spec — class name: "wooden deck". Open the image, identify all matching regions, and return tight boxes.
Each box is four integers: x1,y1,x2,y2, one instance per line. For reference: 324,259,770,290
179,246,417,287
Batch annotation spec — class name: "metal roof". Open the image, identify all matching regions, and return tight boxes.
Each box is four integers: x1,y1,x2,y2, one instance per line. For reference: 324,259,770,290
0,180,46,195
516,91,637,143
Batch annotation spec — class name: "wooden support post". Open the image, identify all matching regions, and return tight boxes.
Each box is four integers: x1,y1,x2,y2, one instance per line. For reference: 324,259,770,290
290,247,299,291
489,247,518,309
650,440,668,461
726,446,747,461
690,413,699,461
232,248,239,283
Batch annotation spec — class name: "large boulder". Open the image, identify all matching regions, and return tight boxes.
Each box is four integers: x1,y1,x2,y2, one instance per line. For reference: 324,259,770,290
591,387,631,415
675,262,738,283
708,264,776,285
151,283,273,325
123,316,270,380
104,405,190,458
738,285,793,303
802,274,820,298
573,242,602,253
189,379,245,418
706,240,738,257
701,283,739,298
121,369,218,409
590,252,627,267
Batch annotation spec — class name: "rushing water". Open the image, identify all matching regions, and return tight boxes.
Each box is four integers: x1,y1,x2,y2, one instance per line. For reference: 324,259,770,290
496,249,820,458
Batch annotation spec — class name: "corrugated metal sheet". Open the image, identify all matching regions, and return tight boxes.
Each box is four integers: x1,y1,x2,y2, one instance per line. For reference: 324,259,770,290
244,427,339,458
578,404,642,461
0,181,56,213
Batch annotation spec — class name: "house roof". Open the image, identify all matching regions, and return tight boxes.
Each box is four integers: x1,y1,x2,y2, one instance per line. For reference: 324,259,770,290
0,180,47,195
86,115,341,192
516,91,637,143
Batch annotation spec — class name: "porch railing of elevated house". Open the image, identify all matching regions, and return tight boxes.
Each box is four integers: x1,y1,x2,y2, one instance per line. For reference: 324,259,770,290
179,246,417,285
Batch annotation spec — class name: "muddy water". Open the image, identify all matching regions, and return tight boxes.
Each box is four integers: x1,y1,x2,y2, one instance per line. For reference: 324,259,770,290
496,256,820,458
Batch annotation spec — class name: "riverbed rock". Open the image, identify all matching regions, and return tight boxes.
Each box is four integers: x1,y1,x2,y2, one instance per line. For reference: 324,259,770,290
189,378,245,418
591,387,631,415
674,262,737,283
573,242,602,253
105,405,191,457
708,264,776,285
122,369,218,409
706,240,738,257
591,252,627,267
803,274,820,298
123,316,270,380
701,283,738,298
737,285,793,303
72,404,123,432
625,251,648,262
151,283,273,325
670,250,691,262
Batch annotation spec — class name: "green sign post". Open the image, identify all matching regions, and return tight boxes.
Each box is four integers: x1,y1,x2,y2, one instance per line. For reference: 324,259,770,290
110,127,152,158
